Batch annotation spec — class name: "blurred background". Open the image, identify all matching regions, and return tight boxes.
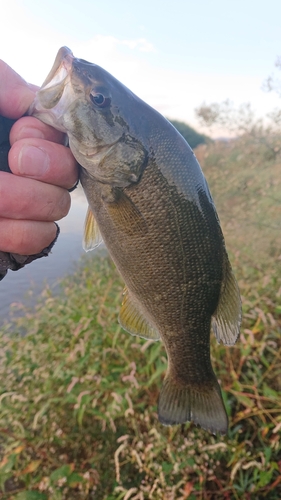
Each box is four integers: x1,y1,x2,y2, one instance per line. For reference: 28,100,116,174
0,2,281,498
1,0,281,321
2,0,281,131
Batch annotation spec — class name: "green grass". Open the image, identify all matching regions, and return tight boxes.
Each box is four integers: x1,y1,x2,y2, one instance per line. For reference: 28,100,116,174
0,136,281,499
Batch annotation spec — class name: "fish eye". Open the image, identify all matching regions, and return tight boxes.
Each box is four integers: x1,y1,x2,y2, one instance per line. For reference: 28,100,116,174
90,92,111,108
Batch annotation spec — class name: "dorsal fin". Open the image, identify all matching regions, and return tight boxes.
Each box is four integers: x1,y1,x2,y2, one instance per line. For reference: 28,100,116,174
212,250,241,346
83,206,103,252
119,288,161,341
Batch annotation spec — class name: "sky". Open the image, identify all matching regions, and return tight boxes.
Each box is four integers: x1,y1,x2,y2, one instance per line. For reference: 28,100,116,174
1,0,281,136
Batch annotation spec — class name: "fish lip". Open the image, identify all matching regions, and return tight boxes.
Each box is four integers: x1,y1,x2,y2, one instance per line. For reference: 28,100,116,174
41,46,74,88
28,47,74,120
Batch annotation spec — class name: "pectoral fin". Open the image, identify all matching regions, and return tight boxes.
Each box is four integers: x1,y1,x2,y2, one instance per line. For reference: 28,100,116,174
212,250,242,346
83,206,103,252
106,189,148,236
119,288,161,341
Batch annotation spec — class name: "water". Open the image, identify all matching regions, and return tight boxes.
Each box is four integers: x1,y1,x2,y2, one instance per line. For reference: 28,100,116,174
0,186,94,325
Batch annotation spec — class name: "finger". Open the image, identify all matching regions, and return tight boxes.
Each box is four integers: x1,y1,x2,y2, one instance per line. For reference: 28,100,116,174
0,60,36,118
0,218,57,255
0,172,71,221
8,138,79,189
10,116,66,145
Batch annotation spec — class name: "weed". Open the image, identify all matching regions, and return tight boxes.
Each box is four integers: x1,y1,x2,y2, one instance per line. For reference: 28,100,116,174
0,136,280,499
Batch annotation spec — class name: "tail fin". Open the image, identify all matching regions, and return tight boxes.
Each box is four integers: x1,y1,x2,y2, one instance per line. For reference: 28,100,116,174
158,373,228,434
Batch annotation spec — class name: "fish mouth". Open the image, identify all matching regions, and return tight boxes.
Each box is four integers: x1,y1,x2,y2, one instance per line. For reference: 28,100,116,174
41,46,74,88
28,47,75,131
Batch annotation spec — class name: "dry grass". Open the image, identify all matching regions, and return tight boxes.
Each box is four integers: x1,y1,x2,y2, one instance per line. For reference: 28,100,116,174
0,135,280,499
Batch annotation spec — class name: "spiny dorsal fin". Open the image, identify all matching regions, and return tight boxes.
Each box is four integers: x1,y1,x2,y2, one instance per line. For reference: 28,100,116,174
158,370,228,434
83,206,103,252
119,288,161,341
212,250,242,346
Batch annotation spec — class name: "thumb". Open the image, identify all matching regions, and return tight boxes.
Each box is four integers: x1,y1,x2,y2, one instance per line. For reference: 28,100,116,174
0,60,38,119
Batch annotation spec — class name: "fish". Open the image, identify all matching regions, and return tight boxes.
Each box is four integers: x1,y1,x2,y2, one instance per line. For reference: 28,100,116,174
29,47,241,434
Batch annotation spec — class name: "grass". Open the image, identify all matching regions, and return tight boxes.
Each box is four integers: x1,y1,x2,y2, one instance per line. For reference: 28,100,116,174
0,136,281,499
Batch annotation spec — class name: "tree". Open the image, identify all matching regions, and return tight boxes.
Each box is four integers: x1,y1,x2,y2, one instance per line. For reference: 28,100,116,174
263,55,281,99
195,99,281,160
263,56,281,126
168,119,210,149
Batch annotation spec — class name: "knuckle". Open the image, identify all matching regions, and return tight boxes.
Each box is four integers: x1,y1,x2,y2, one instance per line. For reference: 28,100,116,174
59,191,71,218
44,190,70,220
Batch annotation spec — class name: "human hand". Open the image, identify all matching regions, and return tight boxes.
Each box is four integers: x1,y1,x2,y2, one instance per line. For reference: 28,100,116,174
0,59,79,255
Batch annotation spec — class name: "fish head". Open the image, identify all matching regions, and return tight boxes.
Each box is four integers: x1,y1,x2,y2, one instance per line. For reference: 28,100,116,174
29,47,148,186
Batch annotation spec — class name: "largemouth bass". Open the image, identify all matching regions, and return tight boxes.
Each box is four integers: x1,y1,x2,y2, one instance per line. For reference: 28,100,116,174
29,47,241,434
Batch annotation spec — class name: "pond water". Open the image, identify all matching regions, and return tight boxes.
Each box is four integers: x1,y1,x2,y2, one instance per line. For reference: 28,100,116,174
0,186,101,325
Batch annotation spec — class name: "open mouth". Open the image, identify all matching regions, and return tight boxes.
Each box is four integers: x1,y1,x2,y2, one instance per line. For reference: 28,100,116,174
27,47,76,130
41,46,74,88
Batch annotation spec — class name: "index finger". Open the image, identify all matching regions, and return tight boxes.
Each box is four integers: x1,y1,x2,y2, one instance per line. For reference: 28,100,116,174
0,60,36,118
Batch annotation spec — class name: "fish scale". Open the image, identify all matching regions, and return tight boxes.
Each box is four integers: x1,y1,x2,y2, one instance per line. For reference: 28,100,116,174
29,46,241,434
82,153,227,432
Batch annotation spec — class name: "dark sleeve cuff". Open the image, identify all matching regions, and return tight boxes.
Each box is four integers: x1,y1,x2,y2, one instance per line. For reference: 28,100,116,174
0,223,60,281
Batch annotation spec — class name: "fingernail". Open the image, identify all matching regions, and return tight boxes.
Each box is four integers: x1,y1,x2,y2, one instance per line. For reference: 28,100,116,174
18,145,49,176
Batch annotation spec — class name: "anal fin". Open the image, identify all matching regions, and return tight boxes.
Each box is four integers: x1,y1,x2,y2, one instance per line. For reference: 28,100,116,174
83,206,103,252
212,250,242,346
119,288,161,341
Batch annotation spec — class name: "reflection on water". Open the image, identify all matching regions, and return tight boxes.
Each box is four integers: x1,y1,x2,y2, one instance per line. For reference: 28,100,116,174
0,186,97,324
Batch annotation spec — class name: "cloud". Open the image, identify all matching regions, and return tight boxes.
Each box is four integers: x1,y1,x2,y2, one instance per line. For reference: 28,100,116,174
1,23,280,135
120,38,156,53
75,35,155,58
73,35,156,71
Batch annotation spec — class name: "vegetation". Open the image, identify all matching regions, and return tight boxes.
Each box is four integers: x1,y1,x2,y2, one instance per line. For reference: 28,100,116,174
168,119,209,149
195,100,281,159
263,55,281,100
0,128,281,499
